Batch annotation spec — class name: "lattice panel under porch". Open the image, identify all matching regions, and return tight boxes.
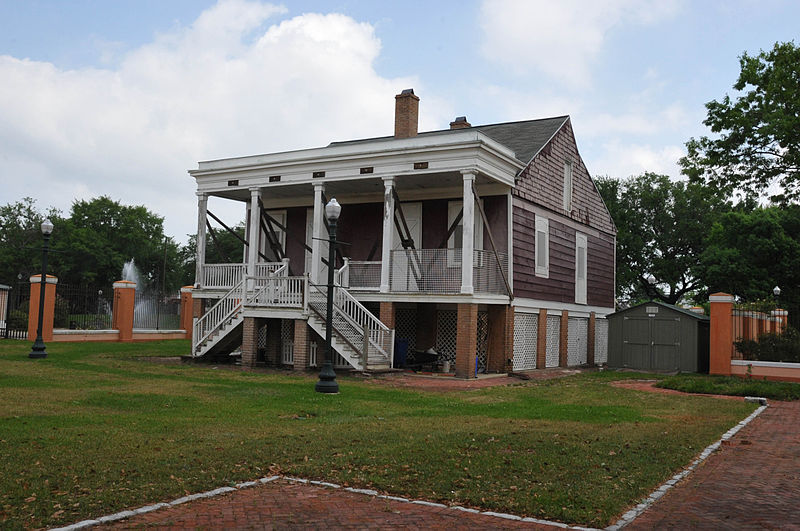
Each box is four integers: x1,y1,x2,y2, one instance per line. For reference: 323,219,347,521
567,317,588,366
395,307,417,359
546,315,561,368
512,312,538,371
281,320,294,364
595,318,609,364
477,311,488,373
435,310,458,366
257,323,268,349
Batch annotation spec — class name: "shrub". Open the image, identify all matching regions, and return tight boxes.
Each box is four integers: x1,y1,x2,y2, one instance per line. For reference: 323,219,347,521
735,327,800,363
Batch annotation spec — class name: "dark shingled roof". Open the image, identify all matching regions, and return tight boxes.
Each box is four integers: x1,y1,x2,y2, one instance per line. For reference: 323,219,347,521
329,116,569,164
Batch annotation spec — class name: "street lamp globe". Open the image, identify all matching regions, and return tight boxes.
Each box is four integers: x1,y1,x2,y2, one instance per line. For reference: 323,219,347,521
325,198,341,223
773,286,781,297
41,219,54,235
646,274,656,286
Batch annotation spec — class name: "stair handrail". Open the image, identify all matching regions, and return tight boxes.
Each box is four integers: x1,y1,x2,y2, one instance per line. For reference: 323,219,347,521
334,257,350,288
307,281,393,365
192,277,246,355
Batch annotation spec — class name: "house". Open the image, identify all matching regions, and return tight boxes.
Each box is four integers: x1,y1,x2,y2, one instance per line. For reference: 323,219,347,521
188,89,615,378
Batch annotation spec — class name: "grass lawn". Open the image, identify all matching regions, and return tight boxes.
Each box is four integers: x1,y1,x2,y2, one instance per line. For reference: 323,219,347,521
0,340,756,529
657,373,800,401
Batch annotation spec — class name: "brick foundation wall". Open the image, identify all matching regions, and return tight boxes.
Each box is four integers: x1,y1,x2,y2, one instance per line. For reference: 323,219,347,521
241,317,259,368
487,305,514,372
559,310,569,367
536,309,548,369
292,320,310,370
379,302,396,329
587,312,596,366
455,303,478,379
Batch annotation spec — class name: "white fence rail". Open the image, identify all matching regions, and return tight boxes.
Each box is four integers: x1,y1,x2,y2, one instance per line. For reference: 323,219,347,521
247,276,305,308
202,262,284,289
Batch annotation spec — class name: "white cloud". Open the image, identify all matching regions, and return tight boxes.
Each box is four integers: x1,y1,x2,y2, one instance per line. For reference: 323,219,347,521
0,0,416,241
479,0,682,87
590,141,686,179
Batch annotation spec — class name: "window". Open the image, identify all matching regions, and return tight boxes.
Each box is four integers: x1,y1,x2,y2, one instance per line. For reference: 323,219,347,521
563,160,573,212
535,216,549,278
575,232,587,304
447,200,483,266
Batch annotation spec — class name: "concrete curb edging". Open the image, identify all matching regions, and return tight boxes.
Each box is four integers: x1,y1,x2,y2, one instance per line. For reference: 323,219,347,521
606,400,769,530
52,473,596,530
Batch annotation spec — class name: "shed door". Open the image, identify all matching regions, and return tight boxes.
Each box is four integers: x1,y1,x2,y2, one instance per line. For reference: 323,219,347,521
621,315,681,370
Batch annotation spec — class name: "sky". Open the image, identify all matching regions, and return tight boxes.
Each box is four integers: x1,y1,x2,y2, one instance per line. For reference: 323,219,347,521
1,0,798,243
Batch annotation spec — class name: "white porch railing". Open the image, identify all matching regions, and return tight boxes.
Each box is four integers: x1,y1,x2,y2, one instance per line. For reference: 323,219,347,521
388,248,508,295
247,276,306,308
201,262,284,289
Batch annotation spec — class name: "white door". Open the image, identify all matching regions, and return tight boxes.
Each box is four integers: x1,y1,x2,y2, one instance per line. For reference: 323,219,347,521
391,202,421,291
305,208,328,281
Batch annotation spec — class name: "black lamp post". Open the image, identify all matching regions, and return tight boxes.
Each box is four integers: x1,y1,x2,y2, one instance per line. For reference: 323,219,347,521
29,218,54,359
773,285,781,306
646,273,657,300
315,198,341,394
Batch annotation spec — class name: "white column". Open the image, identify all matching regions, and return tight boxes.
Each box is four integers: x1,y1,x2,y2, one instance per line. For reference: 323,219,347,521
461,171,475,294
247,188,260,284
310,183,325,284
380,177,395,293
195,192,208,288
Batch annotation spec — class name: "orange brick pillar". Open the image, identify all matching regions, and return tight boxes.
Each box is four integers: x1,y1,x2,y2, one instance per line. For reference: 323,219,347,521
179,286,193,340
709,292,734,376
112,280,136,342
487,305,514,373
587,311,596,366
27,274,58,342
292,320,310,370
536,309,548,369
455,303,478,379
559,310,569,367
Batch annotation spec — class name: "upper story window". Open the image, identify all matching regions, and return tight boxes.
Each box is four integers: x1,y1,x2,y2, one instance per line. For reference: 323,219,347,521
563,160,573,212
575,232,587,304
535,216,549,278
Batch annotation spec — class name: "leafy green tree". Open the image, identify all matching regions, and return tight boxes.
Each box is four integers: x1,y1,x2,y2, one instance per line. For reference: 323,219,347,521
596,173,730,305
700,206,800,309
179,223,246,286
681,41,800,202
50,197,182,291
0,198,62,284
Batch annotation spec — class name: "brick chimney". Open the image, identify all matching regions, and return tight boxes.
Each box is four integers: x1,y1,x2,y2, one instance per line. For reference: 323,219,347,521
450,116,471,129
394,89,419,139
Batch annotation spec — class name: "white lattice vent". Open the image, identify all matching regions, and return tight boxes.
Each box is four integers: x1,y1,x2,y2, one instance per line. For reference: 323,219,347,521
567,317,588,366
513,312,538,371
257,323,268,349
436,310,458,365
595,318,609,364
477,311,488,372
395,308,418,356
281,320,294,364
546,315,561,368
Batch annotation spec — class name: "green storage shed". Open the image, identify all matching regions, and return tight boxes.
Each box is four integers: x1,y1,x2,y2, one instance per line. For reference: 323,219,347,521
607,301,709,373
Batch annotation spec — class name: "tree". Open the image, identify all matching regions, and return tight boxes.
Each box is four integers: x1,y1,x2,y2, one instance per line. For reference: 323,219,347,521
0,198,62,284
50,197,182,291
700,206,800,310
596,173,730,305
179,223,246,286
681,41,800,202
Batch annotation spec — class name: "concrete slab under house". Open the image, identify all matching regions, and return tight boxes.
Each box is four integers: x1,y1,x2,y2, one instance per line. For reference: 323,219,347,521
188,89,616,378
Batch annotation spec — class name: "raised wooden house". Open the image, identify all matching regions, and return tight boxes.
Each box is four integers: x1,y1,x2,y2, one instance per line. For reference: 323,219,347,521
189,89,615,377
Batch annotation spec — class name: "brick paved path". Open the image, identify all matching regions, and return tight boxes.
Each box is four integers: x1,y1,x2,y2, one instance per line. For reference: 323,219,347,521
630,400,800,530
102,478,557,530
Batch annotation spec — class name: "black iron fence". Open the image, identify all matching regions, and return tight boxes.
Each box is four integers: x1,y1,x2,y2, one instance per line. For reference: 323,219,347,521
1,281,30,339
133,290,181,330
55,283,113,330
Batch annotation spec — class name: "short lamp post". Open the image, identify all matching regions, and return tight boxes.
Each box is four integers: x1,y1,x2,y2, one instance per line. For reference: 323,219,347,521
29,219,54,359
773,285,781,306
315,198,341,394
646,273,657,300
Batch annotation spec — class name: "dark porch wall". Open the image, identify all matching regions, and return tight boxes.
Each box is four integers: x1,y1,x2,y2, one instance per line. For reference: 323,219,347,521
285,207,307,274
336,202,383,260
482,195,508,253
422,199,448,249
421,196,507,251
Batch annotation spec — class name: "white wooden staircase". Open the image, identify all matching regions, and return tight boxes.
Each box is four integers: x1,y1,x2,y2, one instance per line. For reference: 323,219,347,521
192,273,394,370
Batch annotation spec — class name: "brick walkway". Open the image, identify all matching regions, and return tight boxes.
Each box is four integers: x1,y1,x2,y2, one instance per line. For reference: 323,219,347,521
629,400,800,530
101,478,556,530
